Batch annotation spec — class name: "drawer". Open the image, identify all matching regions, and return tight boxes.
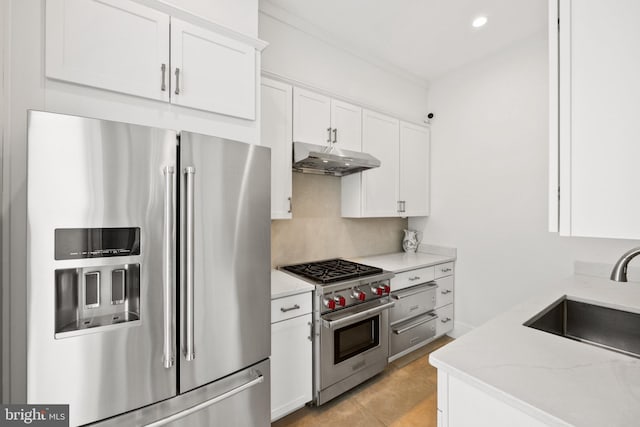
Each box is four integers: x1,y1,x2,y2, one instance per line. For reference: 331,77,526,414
391,266,435,292
389,282,437,324
389,312,437,357
435,304,454,336
271,292,312,323
434,262,454,279
435,276,454,308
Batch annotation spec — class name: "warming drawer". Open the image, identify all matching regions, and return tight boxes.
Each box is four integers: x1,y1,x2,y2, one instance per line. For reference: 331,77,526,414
389,282,437,324
389,312,437,357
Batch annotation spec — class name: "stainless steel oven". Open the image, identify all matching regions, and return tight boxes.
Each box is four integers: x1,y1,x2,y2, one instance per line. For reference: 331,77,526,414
280,259,395,406
318,298,394,403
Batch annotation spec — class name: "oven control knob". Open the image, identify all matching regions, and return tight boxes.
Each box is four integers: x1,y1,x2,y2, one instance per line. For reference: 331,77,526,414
372,286,384,296
324,298,336,310
352,289,366,301
334,295,346,307
384,285,391,294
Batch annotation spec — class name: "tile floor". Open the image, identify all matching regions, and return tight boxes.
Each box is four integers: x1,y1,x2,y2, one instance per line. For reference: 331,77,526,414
272,336,454,427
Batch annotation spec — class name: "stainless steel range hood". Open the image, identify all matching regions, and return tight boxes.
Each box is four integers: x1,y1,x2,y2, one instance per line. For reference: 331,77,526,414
292,141,381,176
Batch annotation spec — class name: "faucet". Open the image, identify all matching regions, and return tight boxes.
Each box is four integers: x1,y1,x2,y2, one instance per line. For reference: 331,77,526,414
610,247,640,282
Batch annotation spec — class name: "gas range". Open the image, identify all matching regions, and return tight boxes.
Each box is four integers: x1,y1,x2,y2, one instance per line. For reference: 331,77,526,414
280,258,396,406
280,258,394,313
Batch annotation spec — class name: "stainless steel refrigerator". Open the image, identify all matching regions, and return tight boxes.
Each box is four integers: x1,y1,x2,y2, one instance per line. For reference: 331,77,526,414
26,111,271,426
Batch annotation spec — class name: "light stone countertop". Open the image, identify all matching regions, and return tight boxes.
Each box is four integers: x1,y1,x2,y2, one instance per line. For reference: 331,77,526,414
429,274,640,427
351,251,455,273
271,269,314,300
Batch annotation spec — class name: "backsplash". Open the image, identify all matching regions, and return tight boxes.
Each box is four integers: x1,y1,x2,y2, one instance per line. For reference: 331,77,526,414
271,173,407,267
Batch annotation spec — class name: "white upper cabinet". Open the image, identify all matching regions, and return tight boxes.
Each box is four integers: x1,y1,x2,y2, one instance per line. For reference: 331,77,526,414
46,0,170,102
292,87,362,150
361,110,400,217
551,0,640,238
261,78,293,219
399,122,430,217
293,87,332,145
330,99,362,152
171,18,255,119
46,0,258,120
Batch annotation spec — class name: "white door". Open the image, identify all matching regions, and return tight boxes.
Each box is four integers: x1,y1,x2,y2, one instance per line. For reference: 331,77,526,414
170,18,256,120
362,110,400,217
261,78,293,219
399,122,430,217
292,87,331,146
330,99,362,152
46,0,170,102
271,313,312,421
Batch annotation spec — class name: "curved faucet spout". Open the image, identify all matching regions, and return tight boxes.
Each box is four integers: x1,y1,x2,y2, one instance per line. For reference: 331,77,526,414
610,247,640,282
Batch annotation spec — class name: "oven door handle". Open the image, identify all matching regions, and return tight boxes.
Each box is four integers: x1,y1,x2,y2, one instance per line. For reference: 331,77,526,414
322,300,395,330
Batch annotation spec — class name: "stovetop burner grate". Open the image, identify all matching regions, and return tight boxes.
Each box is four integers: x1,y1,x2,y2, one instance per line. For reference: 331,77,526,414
281,259,383,284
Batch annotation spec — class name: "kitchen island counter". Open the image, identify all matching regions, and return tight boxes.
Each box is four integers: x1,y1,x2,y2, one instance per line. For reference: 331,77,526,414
430,274,640,427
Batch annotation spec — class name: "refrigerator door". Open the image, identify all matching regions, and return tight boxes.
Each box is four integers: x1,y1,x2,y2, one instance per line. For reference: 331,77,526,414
89,359,270,427
179,132,270,392
27,111,178,426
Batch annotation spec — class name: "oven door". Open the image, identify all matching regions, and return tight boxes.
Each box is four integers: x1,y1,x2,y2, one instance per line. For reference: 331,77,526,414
319,298,394,389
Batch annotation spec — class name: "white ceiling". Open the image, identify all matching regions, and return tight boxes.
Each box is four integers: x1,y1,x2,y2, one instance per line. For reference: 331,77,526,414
261,0,547,84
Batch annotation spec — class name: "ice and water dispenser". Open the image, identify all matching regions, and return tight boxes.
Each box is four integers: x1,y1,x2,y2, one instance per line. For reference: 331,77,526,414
54,228,141,337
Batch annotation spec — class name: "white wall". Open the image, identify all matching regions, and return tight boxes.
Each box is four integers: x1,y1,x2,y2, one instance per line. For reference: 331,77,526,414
410,32,640,335
258,6,429,125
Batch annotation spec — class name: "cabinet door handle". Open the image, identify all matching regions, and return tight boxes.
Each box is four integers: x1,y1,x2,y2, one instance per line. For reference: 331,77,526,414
441,268,452,273
440,317,452,324
174,68,181,95
402,201,406,212
327,127,332,143
408,276,421,281
287,197,292,214
332,128,337,143
307,321,313,341
397,201,402,213
280,304,300,313
161,63,167,92
441,289,452,295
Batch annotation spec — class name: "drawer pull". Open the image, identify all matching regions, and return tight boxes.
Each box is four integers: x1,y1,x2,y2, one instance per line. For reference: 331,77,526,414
393,313,437,334
440,317,452,324
391,283,437,300
280,304,300,313
441,268,452,273
408,276,421,281
441,290,452,295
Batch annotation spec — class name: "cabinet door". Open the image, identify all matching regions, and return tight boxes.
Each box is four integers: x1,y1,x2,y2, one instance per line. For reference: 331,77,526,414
293,87,331,146
171,18,256,120
555,0,640,238
261,78,293,219
399,122,430,217
362,110,400,217
330,99,362,152
436,304,454,336
271,313,312,421
46,0,170,101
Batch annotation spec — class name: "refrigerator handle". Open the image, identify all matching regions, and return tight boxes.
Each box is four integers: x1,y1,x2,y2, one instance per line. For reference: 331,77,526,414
184,166,196,361
162,166,175,369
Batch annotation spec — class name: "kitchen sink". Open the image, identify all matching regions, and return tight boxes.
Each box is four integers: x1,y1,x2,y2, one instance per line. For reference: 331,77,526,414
524,296,640,359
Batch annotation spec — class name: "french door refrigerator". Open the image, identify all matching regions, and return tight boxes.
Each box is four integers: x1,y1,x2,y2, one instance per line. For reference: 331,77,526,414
26,111,271,426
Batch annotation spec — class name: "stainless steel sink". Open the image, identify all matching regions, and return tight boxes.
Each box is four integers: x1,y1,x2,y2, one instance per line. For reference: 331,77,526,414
524,297,640,359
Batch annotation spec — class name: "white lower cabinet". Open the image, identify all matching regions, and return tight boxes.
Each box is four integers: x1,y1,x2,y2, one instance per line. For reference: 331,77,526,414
270,293,312,421
437,371,547,427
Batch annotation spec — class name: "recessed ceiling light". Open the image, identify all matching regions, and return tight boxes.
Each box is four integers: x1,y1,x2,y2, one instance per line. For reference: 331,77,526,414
472,16,488,28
